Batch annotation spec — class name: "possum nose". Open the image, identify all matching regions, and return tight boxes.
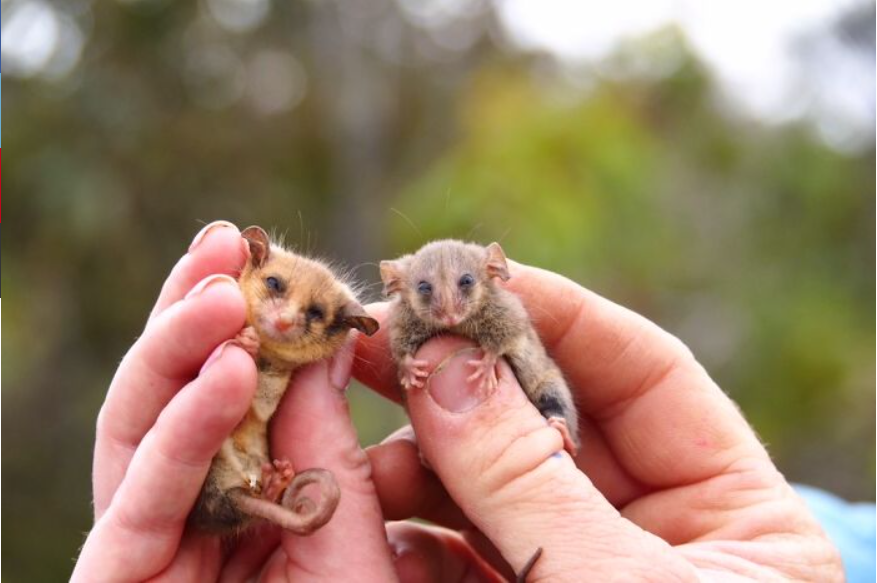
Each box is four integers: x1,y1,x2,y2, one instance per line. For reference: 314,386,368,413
435,306,462,327
275,315,299,332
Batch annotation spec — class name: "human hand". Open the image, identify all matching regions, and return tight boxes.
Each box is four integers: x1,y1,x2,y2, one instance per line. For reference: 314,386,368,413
73,221,398,582
355,262,844,581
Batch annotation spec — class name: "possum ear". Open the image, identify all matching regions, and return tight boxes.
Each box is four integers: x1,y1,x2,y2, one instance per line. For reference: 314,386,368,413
485,242,511,282
380,260,405,297
341,301,380,336
241,226,271,268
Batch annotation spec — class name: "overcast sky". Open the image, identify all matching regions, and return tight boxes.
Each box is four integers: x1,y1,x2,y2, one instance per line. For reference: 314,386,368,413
499,0,875,151
2,0,874,151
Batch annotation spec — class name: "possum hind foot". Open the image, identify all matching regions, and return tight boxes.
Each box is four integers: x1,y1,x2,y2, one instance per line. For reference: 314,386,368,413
547,417,579,457
260,459,295,502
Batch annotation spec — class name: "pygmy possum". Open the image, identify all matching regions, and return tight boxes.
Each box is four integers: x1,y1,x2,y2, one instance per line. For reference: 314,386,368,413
380,240,580,456
190,226,379,536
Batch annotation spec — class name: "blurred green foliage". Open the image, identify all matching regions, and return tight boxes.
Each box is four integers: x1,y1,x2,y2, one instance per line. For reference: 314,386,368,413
2,1,874,580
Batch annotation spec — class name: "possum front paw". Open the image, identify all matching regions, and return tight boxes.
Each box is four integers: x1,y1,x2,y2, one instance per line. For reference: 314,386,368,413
467,350,499,392
399,354,430,390
235,326,261,360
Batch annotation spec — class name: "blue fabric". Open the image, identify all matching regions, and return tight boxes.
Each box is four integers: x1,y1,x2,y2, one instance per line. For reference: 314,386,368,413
794,484,876,583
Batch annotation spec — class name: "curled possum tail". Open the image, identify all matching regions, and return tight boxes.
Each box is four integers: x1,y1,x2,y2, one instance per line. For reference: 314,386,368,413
230,469,341,535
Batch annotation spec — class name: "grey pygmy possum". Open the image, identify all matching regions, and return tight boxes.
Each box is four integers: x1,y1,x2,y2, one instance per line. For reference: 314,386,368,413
190,226,379,536
379,239,580,457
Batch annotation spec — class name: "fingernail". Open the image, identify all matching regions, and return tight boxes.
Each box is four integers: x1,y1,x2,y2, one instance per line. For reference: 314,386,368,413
329,334,357,391
188,220,238,253
184,274,238,300
380,425,416,445
426,347,494,413
200,339,239,375
389,539,404,561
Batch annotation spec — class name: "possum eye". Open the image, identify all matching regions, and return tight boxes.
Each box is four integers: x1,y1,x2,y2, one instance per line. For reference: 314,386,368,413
306,306,324,321
265,276,283,293
458,274,475,289
417,281,432,295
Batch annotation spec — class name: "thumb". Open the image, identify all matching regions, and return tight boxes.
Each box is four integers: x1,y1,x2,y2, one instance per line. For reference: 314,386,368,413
405,337,692,581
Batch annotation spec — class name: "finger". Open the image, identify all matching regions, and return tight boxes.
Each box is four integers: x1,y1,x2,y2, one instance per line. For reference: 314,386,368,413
368,434,516,582
366,426,472,529
257,546,293,580
352,302,399,401
149,532,222,582
367,429,517,579
502,262,767,485
269,335,398,581
500,260,688,413
353,304,649,508
93,276,247,517
149,220,249,321
73,344,257,582
387,522,503,583
218,525,282,583
369,416,651,524
402,336,696,580
368,426,660,577
460,529,515,582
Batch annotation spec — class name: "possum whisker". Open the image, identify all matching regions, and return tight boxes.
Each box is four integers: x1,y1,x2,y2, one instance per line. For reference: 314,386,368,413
390,207,423,238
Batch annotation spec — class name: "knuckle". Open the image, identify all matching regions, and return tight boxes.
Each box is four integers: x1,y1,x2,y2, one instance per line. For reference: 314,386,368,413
108,498,172,539
95,403,139,454
472,411,567,501
341,445,372,478
337,446,379,498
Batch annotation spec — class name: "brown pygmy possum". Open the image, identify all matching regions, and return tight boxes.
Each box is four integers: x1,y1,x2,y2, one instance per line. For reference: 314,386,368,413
380,240,580,456
190,226,379,535
381,240,576,581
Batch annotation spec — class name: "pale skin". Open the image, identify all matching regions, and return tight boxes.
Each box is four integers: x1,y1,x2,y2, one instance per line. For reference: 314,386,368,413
73,220,842,582
73,222,400,582
358,268,844,581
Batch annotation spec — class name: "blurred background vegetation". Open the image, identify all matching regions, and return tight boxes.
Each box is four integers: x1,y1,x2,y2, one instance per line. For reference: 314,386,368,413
2,0,874,579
